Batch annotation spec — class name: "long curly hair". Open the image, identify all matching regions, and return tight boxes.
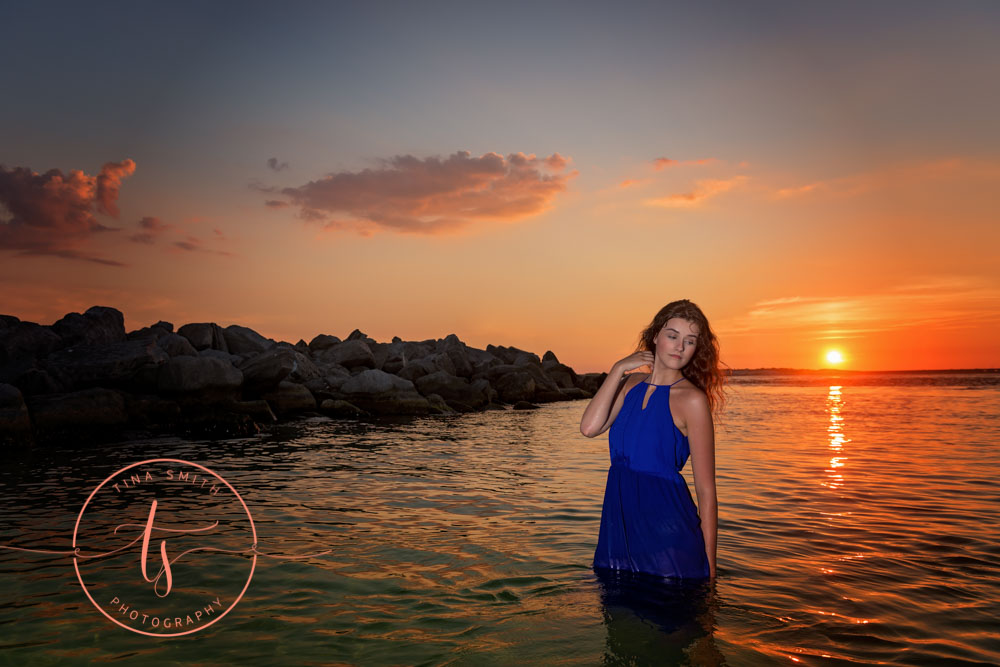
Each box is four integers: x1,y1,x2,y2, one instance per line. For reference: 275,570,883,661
634,299,728,416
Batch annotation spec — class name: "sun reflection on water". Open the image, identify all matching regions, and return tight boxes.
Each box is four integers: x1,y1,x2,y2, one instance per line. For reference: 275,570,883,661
824,385,850,490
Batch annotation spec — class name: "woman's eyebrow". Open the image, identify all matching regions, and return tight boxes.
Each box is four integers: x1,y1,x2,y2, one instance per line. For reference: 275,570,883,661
665,327,698,338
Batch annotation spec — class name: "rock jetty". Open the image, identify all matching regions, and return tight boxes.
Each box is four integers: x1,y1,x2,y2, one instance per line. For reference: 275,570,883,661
0,306,605,447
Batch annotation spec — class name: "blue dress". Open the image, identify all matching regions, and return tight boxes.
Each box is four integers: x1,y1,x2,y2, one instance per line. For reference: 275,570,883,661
593,377,710,579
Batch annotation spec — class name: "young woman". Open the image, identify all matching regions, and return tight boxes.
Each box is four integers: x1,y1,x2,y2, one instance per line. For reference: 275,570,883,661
580,299,725,580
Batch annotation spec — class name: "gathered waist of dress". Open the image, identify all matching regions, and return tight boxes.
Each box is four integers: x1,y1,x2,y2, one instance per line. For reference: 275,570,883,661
609,459,683,480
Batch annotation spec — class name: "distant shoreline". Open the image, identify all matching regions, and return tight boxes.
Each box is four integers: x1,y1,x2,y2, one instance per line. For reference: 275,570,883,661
727,368,999,375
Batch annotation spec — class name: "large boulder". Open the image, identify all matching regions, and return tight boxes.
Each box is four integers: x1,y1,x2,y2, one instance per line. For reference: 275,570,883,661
157,356,243,399
287,350,323,384
396,357,441,383
338,369,435,415
0,319,63,382
493,370,536,403
51,306,126,348
374,341,407,375
399,340,436,364
341,368,414,394
42,339,170,391
487,344,540,367
27,387,129,438
314,339,376,370
238,348,296,393
157,333,198,358
414,370,489,409
238,347,322,394
0,383,32,447
437,334,474,377
345,328,379,348
542,350,579,390
223,325,274,356
307,334,341,354
466,347,501,375
471,378,499,405
12,368,63,396
177,322,229,353
576,372,607,394
199,348,242,365
319,366,351,391
260,381,316,416
478,363,562,402
429,352,457,376
126,320,174,343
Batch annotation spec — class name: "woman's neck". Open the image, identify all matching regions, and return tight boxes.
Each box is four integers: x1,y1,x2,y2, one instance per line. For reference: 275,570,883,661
648,365,684,385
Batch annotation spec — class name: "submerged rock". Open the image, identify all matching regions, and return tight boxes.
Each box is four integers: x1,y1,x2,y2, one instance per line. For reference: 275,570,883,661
260,380,317,416
27,387,129,443
0,383,32,447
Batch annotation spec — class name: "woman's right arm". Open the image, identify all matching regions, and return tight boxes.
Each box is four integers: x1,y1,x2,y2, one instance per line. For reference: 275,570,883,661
579,351,653,438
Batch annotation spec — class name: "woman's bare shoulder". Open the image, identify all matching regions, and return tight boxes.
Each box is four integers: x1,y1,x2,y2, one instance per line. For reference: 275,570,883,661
675,382,709,411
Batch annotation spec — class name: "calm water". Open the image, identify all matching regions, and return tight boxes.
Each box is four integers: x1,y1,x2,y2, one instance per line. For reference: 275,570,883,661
1,373,999,665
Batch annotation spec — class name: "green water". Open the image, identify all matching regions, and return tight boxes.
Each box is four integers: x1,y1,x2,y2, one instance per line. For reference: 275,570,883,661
2,377,999,665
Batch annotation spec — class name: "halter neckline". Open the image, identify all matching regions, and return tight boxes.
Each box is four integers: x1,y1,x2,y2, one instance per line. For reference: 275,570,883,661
642,376,687,387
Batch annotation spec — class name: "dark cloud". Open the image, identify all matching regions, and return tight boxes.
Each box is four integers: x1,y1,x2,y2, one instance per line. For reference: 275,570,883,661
0,159,135,265
173,234,234,257
265,150,573,235
267,157,289,172
129,215,172,244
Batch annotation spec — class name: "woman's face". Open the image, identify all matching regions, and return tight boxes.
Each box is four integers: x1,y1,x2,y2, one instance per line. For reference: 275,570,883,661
653,317,699,370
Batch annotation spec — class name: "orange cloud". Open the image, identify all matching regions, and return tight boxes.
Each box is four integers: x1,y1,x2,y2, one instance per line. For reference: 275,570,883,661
644,176,747,208
95,159,136,217
771,157,1000,200
264,150,575,235
774,182,824,199
652,157,718,170
718,278,1000,340
0,159,135,265
619,178,646,189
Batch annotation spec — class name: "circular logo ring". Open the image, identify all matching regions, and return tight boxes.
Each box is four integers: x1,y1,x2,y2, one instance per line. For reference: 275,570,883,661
73,458,257,637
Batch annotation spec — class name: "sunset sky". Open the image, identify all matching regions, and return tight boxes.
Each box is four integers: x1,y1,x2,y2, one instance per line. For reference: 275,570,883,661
1,2,998,372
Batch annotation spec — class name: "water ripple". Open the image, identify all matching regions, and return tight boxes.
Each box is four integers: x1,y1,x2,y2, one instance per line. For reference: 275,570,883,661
0,379,998,664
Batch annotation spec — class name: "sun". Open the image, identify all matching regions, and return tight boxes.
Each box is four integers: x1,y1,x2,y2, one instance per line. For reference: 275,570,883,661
825,349,844,365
